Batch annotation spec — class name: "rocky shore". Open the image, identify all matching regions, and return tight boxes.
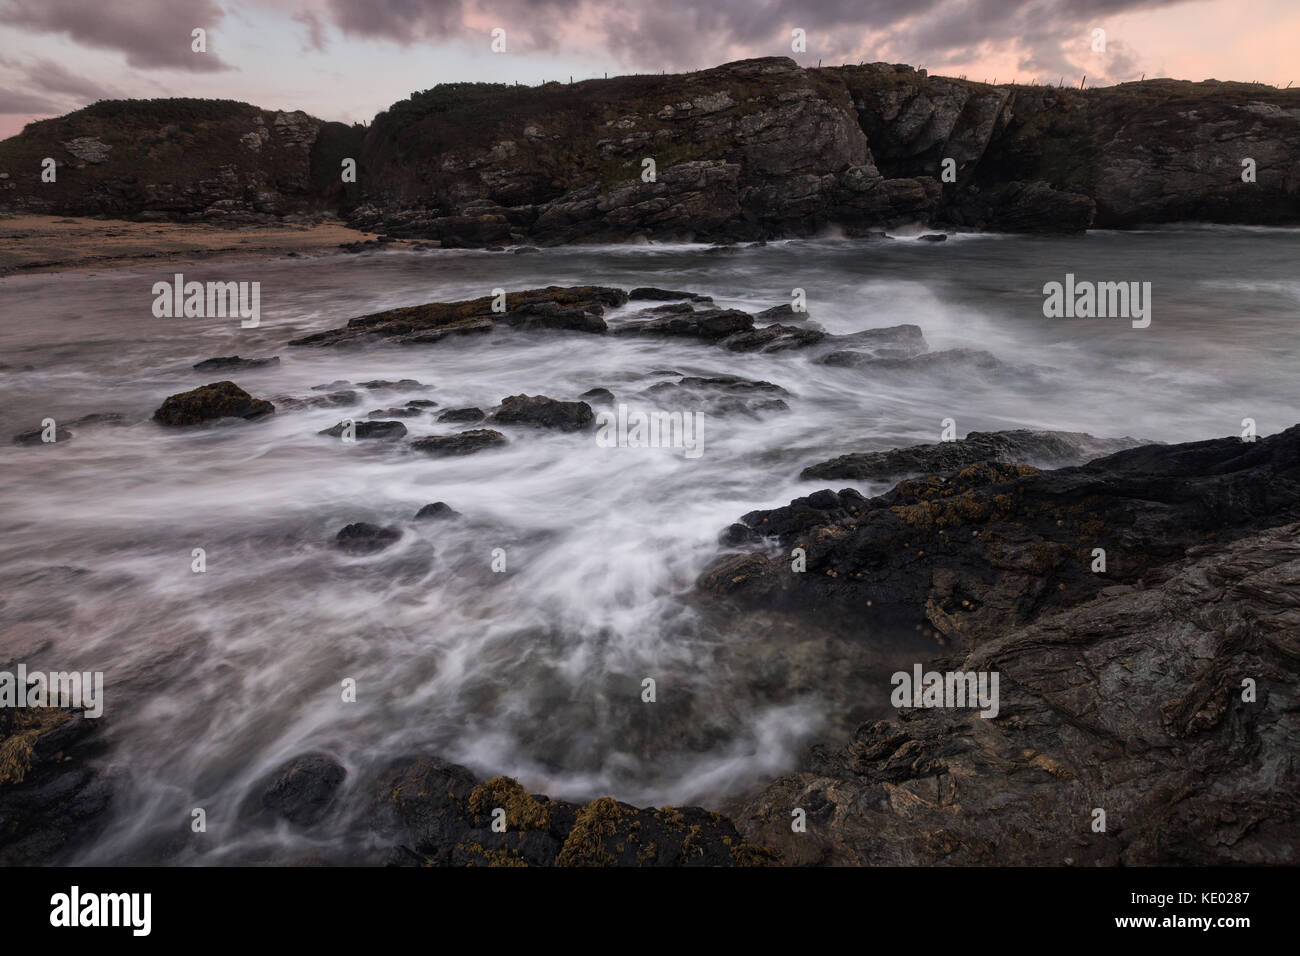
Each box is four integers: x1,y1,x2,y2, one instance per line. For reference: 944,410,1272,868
2,58,1297,242
4,281,1297,865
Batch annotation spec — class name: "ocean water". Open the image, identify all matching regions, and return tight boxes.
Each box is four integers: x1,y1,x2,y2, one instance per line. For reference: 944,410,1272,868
1,227,1297,863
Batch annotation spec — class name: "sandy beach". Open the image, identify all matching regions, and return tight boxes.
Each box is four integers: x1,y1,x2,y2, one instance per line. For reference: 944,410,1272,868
0,215,388,275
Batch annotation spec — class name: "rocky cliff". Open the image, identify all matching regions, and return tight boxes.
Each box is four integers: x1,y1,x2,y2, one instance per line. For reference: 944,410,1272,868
2,58,1297,239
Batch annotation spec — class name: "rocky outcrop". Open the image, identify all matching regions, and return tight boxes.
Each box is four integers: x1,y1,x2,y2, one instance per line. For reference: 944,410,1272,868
153,381,274,426
701,426,1300,646
288,286,626,347
0,99,359,221
727,521,1300,865
0,706,111,865
4,61,1295,235
410,429,508,457
801,429,1147,481
368,757,777,866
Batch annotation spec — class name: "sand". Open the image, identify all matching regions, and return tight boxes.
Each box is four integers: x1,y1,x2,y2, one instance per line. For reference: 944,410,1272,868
0,215,390,275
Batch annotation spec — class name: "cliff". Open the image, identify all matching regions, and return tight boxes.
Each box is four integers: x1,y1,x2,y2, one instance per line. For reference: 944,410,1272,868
1,58,1297,239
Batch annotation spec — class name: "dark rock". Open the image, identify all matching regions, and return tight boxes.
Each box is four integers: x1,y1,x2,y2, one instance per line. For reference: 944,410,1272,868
319,420,408,440
437,406,485,423
579,388,615,405
731,521,1300,865
616,308,755,341
153,381,274,426
367,407,423,419
702,425,1300,647
365,757,777,867
356,379,425,391
11,424,73,445
722,324,825,353
917,233,948,242
335,522,401,554
414,502,460,521
410,429,508,457
628,288,713,302
802,429,1146,481
192,355,280,371
289,287,627,347
245,753,346,828
0,709,112,866
490,395,594,432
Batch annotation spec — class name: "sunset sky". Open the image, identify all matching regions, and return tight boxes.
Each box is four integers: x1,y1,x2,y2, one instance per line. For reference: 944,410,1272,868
1,0,1297,138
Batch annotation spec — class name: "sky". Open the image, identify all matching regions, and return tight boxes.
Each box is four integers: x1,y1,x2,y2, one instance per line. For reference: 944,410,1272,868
1,0,1297,139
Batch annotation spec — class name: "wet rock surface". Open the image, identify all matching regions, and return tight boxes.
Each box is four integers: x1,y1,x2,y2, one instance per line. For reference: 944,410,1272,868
153,381,275,426
366,757,778,867
702,426,1300,646
410,429,508,457
726,522,1300,865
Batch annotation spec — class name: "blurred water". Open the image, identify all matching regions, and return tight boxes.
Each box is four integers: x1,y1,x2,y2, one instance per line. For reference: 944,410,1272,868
1,227,1297,862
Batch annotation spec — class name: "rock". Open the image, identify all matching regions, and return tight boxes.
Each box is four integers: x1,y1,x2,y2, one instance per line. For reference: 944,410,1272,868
801,429,1147,481
319,420,408,440
722,324,825,353
579,388,615,405
0,708,112,865
490,395,594,432
701,425,1300,646
616,308,755,341
628,288,714,302
335,523,401,554
410,429,508,457
355,379,425,391
437,407,485,423
754,304,811,322
730,521,1300,865
645,375,791,418
917,233,948,241
289,287,627,347
153,381,274,426
414,502,460,521
244,753,346,828
366,757,777,867
192,355,280,371
11,425,73,445
367,407,424,419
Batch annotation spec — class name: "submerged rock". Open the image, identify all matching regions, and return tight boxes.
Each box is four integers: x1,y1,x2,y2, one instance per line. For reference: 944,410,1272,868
414,502,460,521
437,407,485,423
335,522,401,554
410,429,508,457
192,355,280,371
319,420,408,440
153,381,274,426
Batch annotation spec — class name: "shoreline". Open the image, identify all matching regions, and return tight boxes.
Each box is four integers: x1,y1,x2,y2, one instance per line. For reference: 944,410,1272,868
0,215,393,277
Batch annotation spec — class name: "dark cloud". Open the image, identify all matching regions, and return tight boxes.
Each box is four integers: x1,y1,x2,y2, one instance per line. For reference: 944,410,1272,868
0,88,66,115
0,0,233,71
318,0,1187,81
294,9,326,52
